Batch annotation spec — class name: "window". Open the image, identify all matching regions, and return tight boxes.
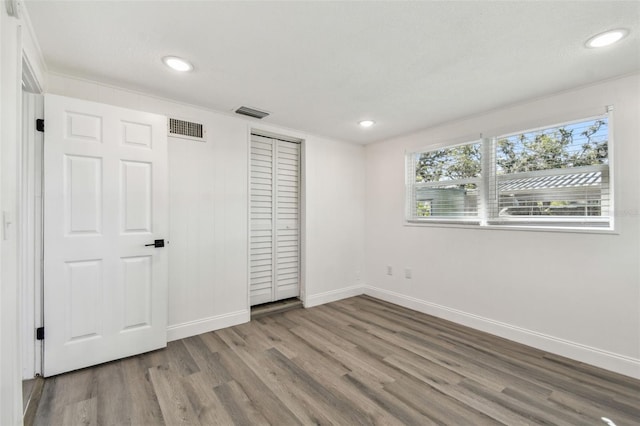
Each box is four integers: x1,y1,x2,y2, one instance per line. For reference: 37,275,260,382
491,117,610,227
406,111,612,230
407,141,482,223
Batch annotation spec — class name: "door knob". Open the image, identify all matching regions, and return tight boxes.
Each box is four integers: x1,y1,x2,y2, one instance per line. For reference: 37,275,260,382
145,239,165,248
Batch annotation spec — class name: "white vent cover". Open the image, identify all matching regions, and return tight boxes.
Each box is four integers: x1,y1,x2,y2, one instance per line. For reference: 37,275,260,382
168,118,206,141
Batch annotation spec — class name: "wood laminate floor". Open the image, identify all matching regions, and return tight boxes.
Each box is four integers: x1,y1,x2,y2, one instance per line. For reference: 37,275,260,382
33,296,640,425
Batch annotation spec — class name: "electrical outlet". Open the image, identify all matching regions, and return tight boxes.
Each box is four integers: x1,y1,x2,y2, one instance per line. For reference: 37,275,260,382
387,265,393,276
405,268,412,279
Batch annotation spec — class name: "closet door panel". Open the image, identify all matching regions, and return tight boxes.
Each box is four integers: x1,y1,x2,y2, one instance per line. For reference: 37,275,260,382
250,137,274,306
275,141,300,301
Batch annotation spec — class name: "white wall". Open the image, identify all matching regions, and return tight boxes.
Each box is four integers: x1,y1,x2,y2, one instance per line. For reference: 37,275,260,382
46,73,366,339
304,135,366,306
364,74,640,378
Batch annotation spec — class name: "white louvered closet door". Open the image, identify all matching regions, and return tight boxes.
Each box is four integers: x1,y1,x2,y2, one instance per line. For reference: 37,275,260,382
274,141,300,301
250,135,300,306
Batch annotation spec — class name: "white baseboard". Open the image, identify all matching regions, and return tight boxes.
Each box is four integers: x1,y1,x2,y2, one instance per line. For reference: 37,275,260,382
304,284,364,308
167,309,250,342
364,285,640,379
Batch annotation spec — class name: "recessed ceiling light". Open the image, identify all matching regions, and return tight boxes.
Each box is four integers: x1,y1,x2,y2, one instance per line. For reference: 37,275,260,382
162,56,193,72
585,29,629,48
359,120,375,128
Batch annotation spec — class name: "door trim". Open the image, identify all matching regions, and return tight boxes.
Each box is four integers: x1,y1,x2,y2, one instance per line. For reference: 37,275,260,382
20,62,44,379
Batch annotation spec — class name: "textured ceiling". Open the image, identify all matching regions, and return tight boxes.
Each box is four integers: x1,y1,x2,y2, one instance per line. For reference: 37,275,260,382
25,1,640,144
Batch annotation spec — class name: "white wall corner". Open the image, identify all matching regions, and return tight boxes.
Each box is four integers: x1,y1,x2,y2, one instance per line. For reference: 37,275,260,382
363,285,640,380
303,284,365,308
166,309,250,342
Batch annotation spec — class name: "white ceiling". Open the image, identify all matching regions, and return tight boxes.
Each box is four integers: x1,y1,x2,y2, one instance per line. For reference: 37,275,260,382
25,1,640,144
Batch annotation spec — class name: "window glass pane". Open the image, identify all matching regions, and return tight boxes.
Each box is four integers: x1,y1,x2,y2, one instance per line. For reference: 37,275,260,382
496,118,608,174
415,142,481,182
409,141,481,221
495,117,609,220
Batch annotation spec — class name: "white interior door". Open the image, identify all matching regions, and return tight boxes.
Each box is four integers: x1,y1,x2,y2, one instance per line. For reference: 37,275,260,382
250,134,300,306
43,94,168,376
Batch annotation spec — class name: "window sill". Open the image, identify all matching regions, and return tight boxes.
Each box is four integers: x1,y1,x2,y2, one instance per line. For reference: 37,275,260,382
404,220,618,235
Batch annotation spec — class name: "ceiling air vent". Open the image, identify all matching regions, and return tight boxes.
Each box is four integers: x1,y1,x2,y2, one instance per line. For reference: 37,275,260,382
168,118,206,142
235,106,270,120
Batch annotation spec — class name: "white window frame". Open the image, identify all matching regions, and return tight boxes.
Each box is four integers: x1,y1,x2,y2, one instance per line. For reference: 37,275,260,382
405,108,614,232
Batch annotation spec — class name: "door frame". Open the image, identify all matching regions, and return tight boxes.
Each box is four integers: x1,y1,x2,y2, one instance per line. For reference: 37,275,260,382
20,53,44,379
247,126,306,310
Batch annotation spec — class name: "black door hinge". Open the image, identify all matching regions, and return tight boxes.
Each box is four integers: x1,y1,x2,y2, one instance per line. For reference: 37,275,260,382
36,119,44,132
36,327,44,340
